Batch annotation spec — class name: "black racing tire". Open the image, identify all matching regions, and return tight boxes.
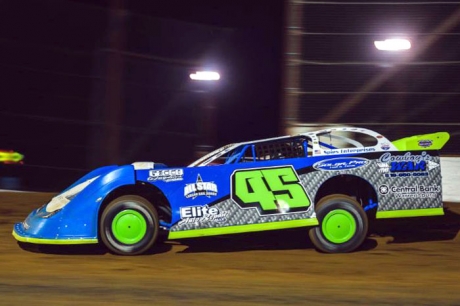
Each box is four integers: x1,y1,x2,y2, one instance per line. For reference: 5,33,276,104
100,195,159,255
309,194,368,253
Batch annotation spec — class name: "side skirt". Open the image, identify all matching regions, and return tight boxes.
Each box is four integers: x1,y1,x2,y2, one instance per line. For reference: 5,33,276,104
168,218,319,239
376,207,444,219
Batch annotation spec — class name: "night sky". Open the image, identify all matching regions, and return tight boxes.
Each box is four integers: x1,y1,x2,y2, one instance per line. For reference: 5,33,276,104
0,0,284,190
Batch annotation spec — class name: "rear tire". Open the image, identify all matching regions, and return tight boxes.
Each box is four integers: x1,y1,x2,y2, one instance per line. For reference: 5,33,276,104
100,195,159,255
309,194,368,253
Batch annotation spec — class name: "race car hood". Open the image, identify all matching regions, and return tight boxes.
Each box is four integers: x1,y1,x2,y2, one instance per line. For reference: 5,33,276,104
61,162,167,193
62,165,129,193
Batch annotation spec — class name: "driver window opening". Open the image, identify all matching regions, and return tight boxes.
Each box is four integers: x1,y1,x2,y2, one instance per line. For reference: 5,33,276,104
255,138,307,161
222,138,310,164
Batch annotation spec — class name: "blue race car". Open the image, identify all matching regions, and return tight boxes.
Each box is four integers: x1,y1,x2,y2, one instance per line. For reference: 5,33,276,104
13,127,450,255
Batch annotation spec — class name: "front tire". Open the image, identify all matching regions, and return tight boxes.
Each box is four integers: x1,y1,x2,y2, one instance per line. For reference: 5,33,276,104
100,195,159,255
309,194,368,253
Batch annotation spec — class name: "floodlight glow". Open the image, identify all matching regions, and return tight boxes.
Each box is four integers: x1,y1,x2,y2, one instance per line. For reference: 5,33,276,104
189,71,220,81
374,38,411,51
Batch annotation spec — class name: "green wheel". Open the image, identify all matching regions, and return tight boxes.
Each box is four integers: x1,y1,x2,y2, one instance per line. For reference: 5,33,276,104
111,210,148,245
309,194,368,253
100,195,159,255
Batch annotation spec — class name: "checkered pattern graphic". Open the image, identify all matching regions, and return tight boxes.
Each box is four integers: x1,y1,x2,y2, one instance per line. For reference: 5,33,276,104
299,156,442,211
170,198,316,232
170,155,442,232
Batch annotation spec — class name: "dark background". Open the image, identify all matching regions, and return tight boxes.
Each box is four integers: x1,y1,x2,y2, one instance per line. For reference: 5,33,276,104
0,0,284,190
285,0,460,147
1,0,459,191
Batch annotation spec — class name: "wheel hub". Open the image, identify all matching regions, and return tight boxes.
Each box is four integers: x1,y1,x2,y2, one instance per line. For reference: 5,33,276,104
111,209,147,244
322,209,357,244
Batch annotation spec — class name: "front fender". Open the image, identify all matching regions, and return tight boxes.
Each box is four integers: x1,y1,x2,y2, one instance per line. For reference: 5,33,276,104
62,165,120,193
59,165,137,239
13,165,136,243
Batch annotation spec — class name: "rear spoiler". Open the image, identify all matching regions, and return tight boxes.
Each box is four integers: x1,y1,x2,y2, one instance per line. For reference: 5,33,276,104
392,132,450,151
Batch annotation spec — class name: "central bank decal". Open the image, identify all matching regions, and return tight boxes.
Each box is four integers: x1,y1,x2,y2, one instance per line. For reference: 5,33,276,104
379,184,441,199
231,166,311,215
377,151,439,178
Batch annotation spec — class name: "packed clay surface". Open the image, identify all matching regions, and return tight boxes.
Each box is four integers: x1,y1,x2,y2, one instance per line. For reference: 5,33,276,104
2,191,459,305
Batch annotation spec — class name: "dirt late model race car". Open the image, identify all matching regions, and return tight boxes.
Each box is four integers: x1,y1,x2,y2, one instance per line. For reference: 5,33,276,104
13,127,450,255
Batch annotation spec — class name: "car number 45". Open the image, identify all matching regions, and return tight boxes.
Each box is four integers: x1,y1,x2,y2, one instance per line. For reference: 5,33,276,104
231,166,311,215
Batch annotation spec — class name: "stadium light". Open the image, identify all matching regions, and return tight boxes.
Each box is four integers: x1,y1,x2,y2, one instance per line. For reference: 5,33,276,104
189,71,220,81
374,38,411,51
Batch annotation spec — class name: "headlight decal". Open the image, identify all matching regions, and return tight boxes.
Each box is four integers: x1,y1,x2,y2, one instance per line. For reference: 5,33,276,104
45,176,100,213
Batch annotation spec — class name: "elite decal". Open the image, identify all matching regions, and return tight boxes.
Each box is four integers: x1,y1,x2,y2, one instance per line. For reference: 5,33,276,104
179,205,229,225
231,166,311,215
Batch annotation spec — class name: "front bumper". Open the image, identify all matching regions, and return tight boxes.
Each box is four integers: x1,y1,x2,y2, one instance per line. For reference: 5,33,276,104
12,207,98,245
13,222,98,245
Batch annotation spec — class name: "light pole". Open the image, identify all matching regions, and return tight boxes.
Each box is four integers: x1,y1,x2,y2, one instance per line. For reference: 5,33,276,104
189,70,221,157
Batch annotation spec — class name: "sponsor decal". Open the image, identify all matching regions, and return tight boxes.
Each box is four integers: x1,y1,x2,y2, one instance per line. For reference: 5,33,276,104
381,143,391,151
148,169,184,182
179,205,229,225
231,166,311,215
184,174,218,199
323,147,376,155
379,185,390,195
418,139,433,148
313,157,369,171
379,184,441,199
377,151,439,178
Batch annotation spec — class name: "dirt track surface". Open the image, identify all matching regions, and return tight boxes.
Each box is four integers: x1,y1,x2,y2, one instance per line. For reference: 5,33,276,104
1,192,459,305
